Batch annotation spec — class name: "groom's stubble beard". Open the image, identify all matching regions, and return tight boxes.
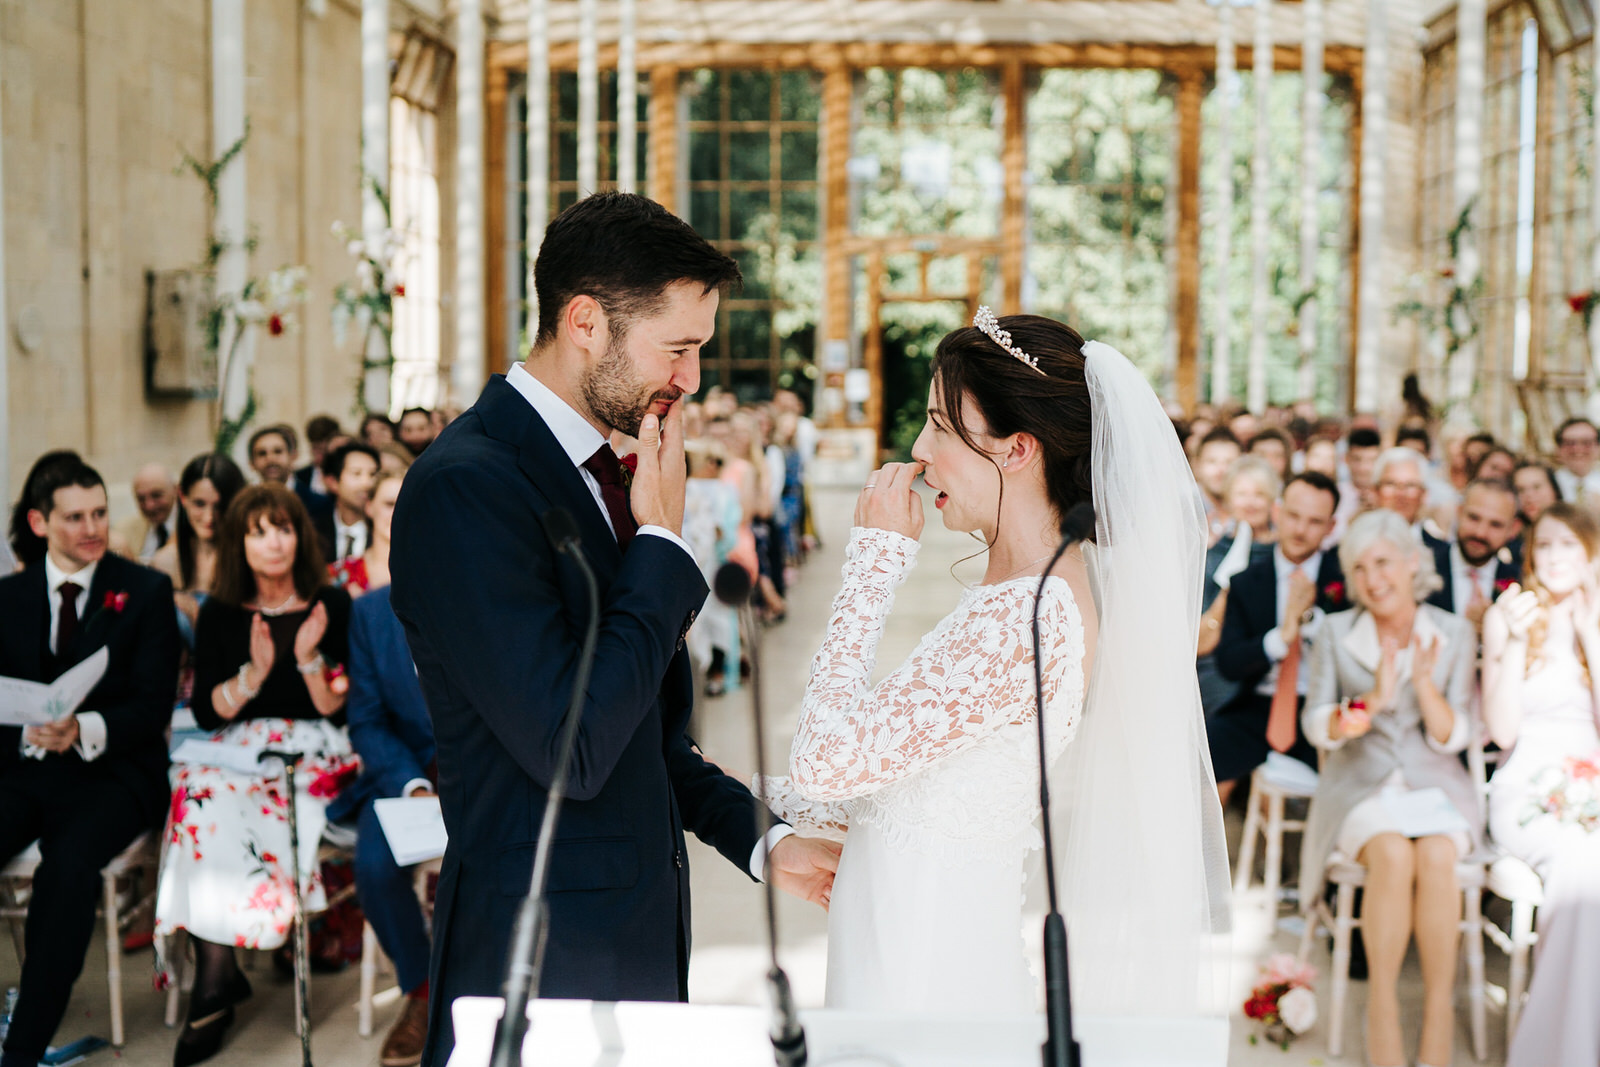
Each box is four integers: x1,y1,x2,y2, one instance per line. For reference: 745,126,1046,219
580,325,683,438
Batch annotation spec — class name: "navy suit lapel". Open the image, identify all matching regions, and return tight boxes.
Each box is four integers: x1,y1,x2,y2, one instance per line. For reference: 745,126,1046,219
476,376,623,578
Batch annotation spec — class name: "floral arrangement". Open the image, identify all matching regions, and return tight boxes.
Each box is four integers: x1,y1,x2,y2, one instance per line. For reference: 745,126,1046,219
330,176,405,412
1570,291,1599,332
1522,753,1600,832
1244,954,1318,1049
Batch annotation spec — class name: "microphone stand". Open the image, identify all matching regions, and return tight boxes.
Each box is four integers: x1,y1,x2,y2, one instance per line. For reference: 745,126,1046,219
715,563,807,1067
490,509,601,1067
1032,503,1095,1067
258,750,313,1067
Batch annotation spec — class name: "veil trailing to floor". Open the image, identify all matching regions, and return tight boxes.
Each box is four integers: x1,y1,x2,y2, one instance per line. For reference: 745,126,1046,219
1043,339,1232,1018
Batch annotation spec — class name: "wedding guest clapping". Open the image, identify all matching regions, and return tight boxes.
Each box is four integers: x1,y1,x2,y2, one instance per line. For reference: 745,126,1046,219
155,483,354,1067
1300,508,1479,1067
1482,502,1600,1067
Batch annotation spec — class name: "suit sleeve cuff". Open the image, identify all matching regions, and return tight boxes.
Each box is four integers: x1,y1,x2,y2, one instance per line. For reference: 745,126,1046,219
399,777,434,798
75,712,108,762
638,525,695,561
1262,627,1290,663
749,824,797,881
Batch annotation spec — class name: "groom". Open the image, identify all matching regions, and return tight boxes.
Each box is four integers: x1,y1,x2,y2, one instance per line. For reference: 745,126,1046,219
390,192,840,1065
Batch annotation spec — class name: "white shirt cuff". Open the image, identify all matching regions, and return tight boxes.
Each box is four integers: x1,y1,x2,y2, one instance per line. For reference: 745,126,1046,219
1425,707,1470,754
1262,627,1290,663
399,777,434,798
749,823,797,881
74,712,107,762
638,525,695,560
1305,702,1345,750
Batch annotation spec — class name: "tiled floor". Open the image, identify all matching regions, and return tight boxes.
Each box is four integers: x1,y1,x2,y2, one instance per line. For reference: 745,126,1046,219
1,487,1516,1065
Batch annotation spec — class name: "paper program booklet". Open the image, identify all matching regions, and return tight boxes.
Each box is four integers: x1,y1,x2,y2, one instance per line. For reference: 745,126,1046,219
0,647,108,727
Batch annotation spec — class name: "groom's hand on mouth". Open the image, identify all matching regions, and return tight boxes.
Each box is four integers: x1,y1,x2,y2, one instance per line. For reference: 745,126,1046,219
631,402,688,535
767,835,843,910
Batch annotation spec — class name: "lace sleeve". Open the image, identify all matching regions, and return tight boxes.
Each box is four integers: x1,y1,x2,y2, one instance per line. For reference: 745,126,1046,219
791,528,1082,801
751,774,849,842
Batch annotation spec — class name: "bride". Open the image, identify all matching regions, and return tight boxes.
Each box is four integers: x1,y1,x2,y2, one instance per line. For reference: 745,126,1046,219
761,311,1230,1017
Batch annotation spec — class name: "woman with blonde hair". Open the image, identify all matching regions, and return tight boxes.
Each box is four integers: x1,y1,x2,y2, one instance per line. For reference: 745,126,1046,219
1300,507,1478,1067
1483,502,1600,1066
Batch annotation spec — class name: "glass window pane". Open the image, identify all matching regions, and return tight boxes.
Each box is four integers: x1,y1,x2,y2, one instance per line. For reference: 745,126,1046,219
728,71,772,121
779,188,818,242
689,129,722,181
689,189,723,240
728,310,773,362
779,72,821,122
556,73,578,122
780,130,819,179
555,129,578,182
687,70,721,121
729,188,771,242
729,131,771,181
734,248,769,299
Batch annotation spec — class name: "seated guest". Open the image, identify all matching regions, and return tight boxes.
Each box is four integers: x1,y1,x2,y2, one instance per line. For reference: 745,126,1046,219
1372,446,1447,549
377,441,415,477
1329,426,1382,547
361,412,396,450
1512,459,1563,526
115,463,177,564
313,442,379,566
1209,471,1343,802
155,484,353,1067
1300,508,1478,1067
247,424,297,485
1427,478,1521,630
1191,427,1242,545
292,414,342,512
1470,445,1517,484
396,407,435,457
1219,455,1280,545
1482,503,1600,1067
1552,416,1600,505
326,582,434,1066
329,467,402,595
7,451,84,570
1198,507,1273,716
1303,436,1340,479
1247,427,1294,480
152,454,247,645
0,456,180,1067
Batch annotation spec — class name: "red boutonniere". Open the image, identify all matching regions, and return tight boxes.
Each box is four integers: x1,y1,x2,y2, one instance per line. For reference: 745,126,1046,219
103,591,129,614
1495,577,1515,595
1322,581,1346,606
618,452,638,492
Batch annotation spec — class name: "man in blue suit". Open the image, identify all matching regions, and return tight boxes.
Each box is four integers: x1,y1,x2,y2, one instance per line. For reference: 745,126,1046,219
390,193,840,1066
1210,471,1345,802
328,583,435,1067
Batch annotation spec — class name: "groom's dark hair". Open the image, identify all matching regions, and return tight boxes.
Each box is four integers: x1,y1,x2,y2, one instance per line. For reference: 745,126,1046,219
533,192,742,346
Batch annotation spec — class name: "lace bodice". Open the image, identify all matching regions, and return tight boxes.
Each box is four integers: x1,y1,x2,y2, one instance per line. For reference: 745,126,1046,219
767,526,1086,857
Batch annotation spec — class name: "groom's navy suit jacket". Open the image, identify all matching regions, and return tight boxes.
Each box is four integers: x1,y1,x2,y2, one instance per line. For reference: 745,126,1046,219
390,376,766,1065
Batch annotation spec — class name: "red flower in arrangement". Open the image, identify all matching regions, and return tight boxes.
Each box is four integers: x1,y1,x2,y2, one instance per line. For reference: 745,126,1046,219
268,314,285,337
309,759,361,799
1439,267,1456,279
392,283,406,298
1572,292,1594,316
103,591,129,613
1565,756,1600,782
1322,581,1346,605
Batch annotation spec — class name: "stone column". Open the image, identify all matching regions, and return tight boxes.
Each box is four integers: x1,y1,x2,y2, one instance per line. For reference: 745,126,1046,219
1593,4,1600,401
1211,1,1236,405
1450,0,1485,425
617,0,637,194
212,0,252,451
1298,0,1323,403
1247,0,1273,413
526,0,550,316
577,0,599,194
1353,0,1387,414
362,0,391,414
454,0,486,402
0,28,9,507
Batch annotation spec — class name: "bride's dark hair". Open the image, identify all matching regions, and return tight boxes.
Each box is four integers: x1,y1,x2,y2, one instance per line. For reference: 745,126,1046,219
930,313,1095,540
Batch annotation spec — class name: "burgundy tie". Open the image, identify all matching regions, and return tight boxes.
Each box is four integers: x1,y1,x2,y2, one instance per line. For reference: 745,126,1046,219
581,444,637,551
56,581,82,655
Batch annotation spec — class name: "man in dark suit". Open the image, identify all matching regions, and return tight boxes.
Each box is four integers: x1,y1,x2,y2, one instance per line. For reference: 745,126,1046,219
390,193,840,1066
312,442,379,565
327,584,435,1067
1426,478,1522,628
0,457,180,1067
291,414,343,512
1211,471,1344,803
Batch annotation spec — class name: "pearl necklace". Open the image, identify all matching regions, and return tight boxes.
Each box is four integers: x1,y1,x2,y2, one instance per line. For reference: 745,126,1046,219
257,594,301,617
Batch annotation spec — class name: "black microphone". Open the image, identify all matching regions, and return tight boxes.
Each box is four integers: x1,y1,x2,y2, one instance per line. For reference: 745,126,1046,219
490,507,601,1067
1034,502,1094,1067
713,562,807,1067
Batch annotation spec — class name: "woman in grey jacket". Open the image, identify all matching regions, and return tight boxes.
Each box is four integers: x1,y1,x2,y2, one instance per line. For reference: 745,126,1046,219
1300,508,1480,1067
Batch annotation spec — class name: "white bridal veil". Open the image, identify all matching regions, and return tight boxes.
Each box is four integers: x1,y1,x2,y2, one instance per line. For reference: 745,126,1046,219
1047,340,1232,1018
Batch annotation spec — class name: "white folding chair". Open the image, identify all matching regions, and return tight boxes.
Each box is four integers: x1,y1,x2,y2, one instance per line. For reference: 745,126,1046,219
0,831,161,1048
357,855,442,1037
1234,752,1319,910
1481,853,1542,1041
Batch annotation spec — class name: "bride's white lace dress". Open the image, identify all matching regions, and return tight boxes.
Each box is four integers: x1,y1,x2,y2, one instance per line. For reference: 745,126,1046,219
761,526,1086,1013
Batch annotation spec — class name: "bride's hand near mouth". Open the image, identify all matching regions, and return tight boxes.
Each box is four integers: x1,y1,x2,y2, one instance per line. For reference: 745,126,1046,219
855,462,925,541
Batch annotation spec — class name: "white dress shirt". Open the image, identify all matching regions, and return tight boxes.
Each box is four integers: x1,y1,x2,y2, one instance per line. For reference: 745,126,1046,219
138,512,176,564
1554,467,1600,504
37,555,108,761
505,363,791,877
332,512,370,562
1258,547,1325,698
1448,542,1497,617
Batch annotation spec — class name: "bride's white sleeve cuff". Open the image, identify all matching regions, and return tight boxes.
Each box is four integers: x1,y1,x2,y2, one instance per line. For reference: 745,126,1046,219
750,824,797,881
844,527,919,584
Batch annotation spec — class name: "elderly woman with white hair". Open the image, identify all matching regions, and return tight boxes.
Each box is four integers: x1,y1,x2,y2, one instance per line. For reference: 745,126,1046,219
1300,508,1480,1067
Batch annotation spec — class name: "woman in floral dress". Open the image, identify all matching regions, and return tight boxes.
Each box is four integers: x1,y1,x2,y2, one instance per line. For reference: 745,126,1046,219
1484,502,1600,1067
155,483,355,1066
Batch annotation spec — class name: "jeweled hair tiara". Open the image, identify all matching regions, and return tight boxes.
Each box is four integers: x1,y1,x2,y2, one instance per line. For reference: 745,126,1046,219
973,306,1045,376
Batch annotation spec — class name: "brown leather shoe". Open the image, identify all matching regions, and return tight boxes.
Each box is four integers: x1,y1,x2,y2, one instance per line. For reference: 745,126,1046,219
380,996,429,1067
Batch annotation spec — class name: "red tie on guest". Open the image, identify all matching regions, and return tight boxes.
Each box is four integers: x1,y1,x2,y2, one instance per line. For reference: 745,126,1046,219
1266,639,1300,754
582,444,638,551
